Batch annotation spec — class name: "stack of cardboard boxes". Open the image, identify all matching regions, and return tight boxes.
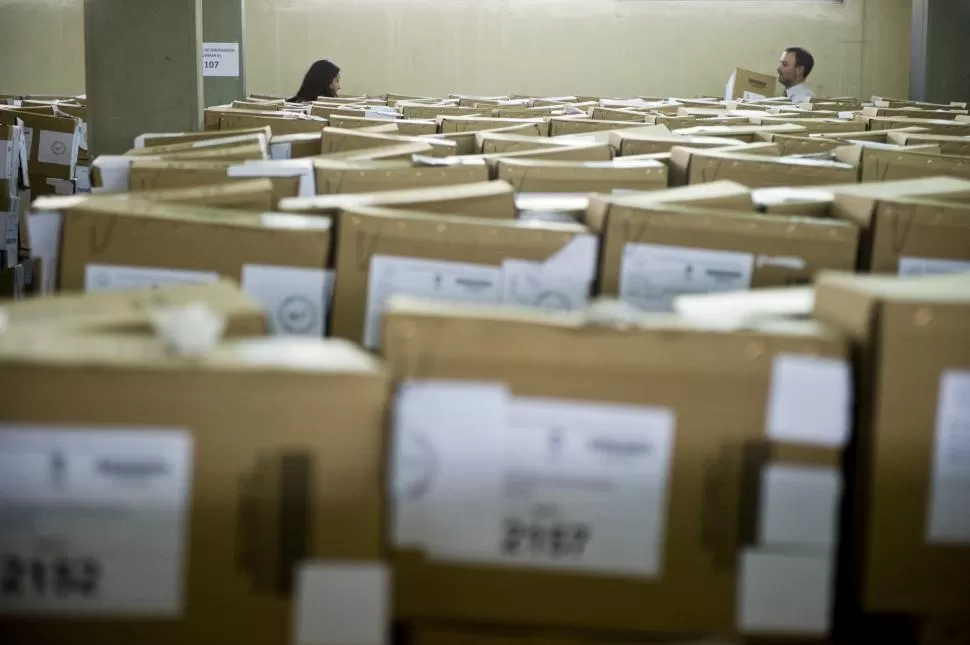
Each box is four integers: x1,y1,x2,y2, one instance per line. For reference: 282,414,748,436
1,88,969,645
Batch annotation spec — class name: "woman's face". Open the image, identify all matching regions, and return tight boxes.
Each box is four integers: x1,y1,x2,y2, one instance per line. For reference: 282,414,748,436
330,74,341,95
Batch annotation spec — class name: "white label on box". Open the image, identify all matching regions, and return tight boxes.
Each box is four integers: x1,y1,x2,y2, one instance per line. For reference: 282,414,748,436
766,354,852,448
759,465,841,549
391,382,675,577
22,126,34,159
364,108,402,121
229,160,315,197
85,263,220,292
0,139,12,180
927,370,970,544
27,211,63,294
364,256,502,349
501,234,597,312
293,562,389,645
201,42,240,78
37,130,75,166
619,243,754,312
241,264,334,337
0,426,193,615
75,165,91,193
898,256,970,277
270,142,292,160
738,549,833,635
79,122,88,151
743,91,766,101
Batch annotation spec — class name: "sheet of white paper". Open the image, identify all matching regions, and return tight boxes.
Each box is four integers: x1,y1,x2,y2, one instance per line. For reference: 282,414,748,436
363,256,502,349
619,243,754,312
391,383,677,577
27,211,62,294
241,264,334,337
759,465,841,549
738,549,833,635
927,369,970,544
898,256,970,277
201,42,240,78
0,426,193,616
84,263,220,292
391,381,510,548
766,354,852,447
292,562,389,645
270,142,292,160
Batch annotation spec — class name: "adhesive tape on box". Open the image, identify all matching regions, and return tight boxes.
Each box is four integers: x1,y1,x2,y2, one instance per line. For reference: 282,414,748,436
150,302,226,357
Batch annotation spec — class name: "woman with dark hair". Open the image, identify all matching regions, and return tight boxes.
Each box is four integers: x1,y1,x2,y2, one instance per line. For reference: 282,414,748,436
288,59,341,102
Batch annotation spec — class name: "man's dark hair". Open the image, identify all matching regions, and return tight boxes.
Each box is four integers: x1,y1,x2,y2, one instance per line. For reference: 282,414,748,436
785,47,815,79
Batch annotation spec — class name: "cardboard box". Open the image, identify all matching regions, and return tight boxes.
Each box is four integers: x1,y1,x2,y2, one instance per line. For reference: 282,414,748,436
318,142,436,162
671,124,806,143
321,127,457,157
885,132,970,156
476,133,583,156
588,181,755,212
315,160,489,195
383,295,850,636
135,126,272,149
0,109,81,180
813,272,970,619
865,117,970,137
34,198,335,337
330,205,597,348
496,158,667,193
669,147,857,188
610,133,747,157
439,116,548,136
113,178,278,211
280,180,517,220
586,199,858,310
834,144,970,182
126,132,269,159
268,133,323,159
548,118,649,137
831,186,970,273
726,68,779,100
0,333,389,645
0,279,268,336
127,160,294,199
328,115,438,136
756,134,842,156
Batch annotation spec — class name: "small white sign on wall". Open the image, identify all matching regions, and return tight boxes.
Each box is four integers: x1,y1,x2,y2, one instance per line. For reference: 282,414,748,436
202,42,240,78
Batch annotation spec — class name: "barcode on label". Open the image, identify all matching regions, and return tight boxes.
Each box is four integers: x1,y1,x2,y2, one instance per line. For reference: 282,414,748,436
500,518,592,560
1,554,103,600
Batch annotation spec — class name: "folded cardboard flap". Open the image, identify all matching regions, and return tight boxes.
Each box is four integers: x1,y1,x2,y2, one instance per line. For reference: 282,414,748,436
114,177,277,211
314,160,489,195
317,141,436,162
439,116,548,136
670,146,857,188
496,158,667,193
126,132,269,158
135,126,272,149
321,127,458,158
279,180,517,219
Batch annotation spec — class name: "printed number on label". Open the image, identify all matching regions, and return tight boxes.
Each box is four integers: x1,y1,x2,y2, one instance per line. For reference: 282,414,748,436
1,554,102,598
204,60,220,70
500,518,592,559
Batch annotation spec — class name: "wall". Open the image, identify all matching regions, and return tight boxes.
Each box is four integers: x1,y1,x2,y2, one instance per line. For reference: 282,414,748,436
0,0,912,100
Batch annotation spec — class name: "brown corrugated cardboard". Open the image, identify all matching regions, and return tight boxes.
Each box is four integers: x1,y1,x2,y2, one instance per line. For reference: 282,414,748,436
671,124,806,143
321,127,457,157
268,132,323,159
588,181,755,213
318,142,437,161
0,109,81,181
862,106,966,120
114,178,277,211
143,142,268,163
128,161,301,204
727,68,779,100
0,279,268,336
476,133,581,155
885,132,970,156
0,333,388,645
328,115,438,135
382,295,850,636
136,126,272,149
401,104,487,120
813,272,970,621
37,198,334,337
125,132,269,159
439,116,548,136
669,147,857,188
330,205,597,347
216,110,329,135
756,134,841,156
610,132,747,157
314,160,489,195
405,624,740,645
280,180,517,220
496,158,666,193
586,199,858,309
865,117,970,136
834,144,969,182
749,117,867,134
548,118,649,137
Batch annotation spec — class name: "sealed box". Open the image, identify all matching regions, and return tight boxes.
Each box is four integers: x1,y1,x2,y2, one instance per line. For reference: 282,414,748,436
669,147,857,188
383,295,851,637
33,198,334,337
496,159,667,193
814,272,970,620
330,205,598,348
0,333,388,645
586,198,858,311
315,160,488,195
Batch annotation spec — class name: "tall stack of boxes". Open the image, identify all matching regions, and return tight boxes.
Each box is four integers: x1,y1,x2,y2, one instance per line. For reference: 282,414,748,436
1,89,969,645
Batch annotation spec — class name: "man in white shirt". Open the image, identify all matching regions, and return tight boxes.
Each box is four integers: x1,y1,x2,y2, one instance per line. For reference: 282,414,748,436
777,47,816,102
